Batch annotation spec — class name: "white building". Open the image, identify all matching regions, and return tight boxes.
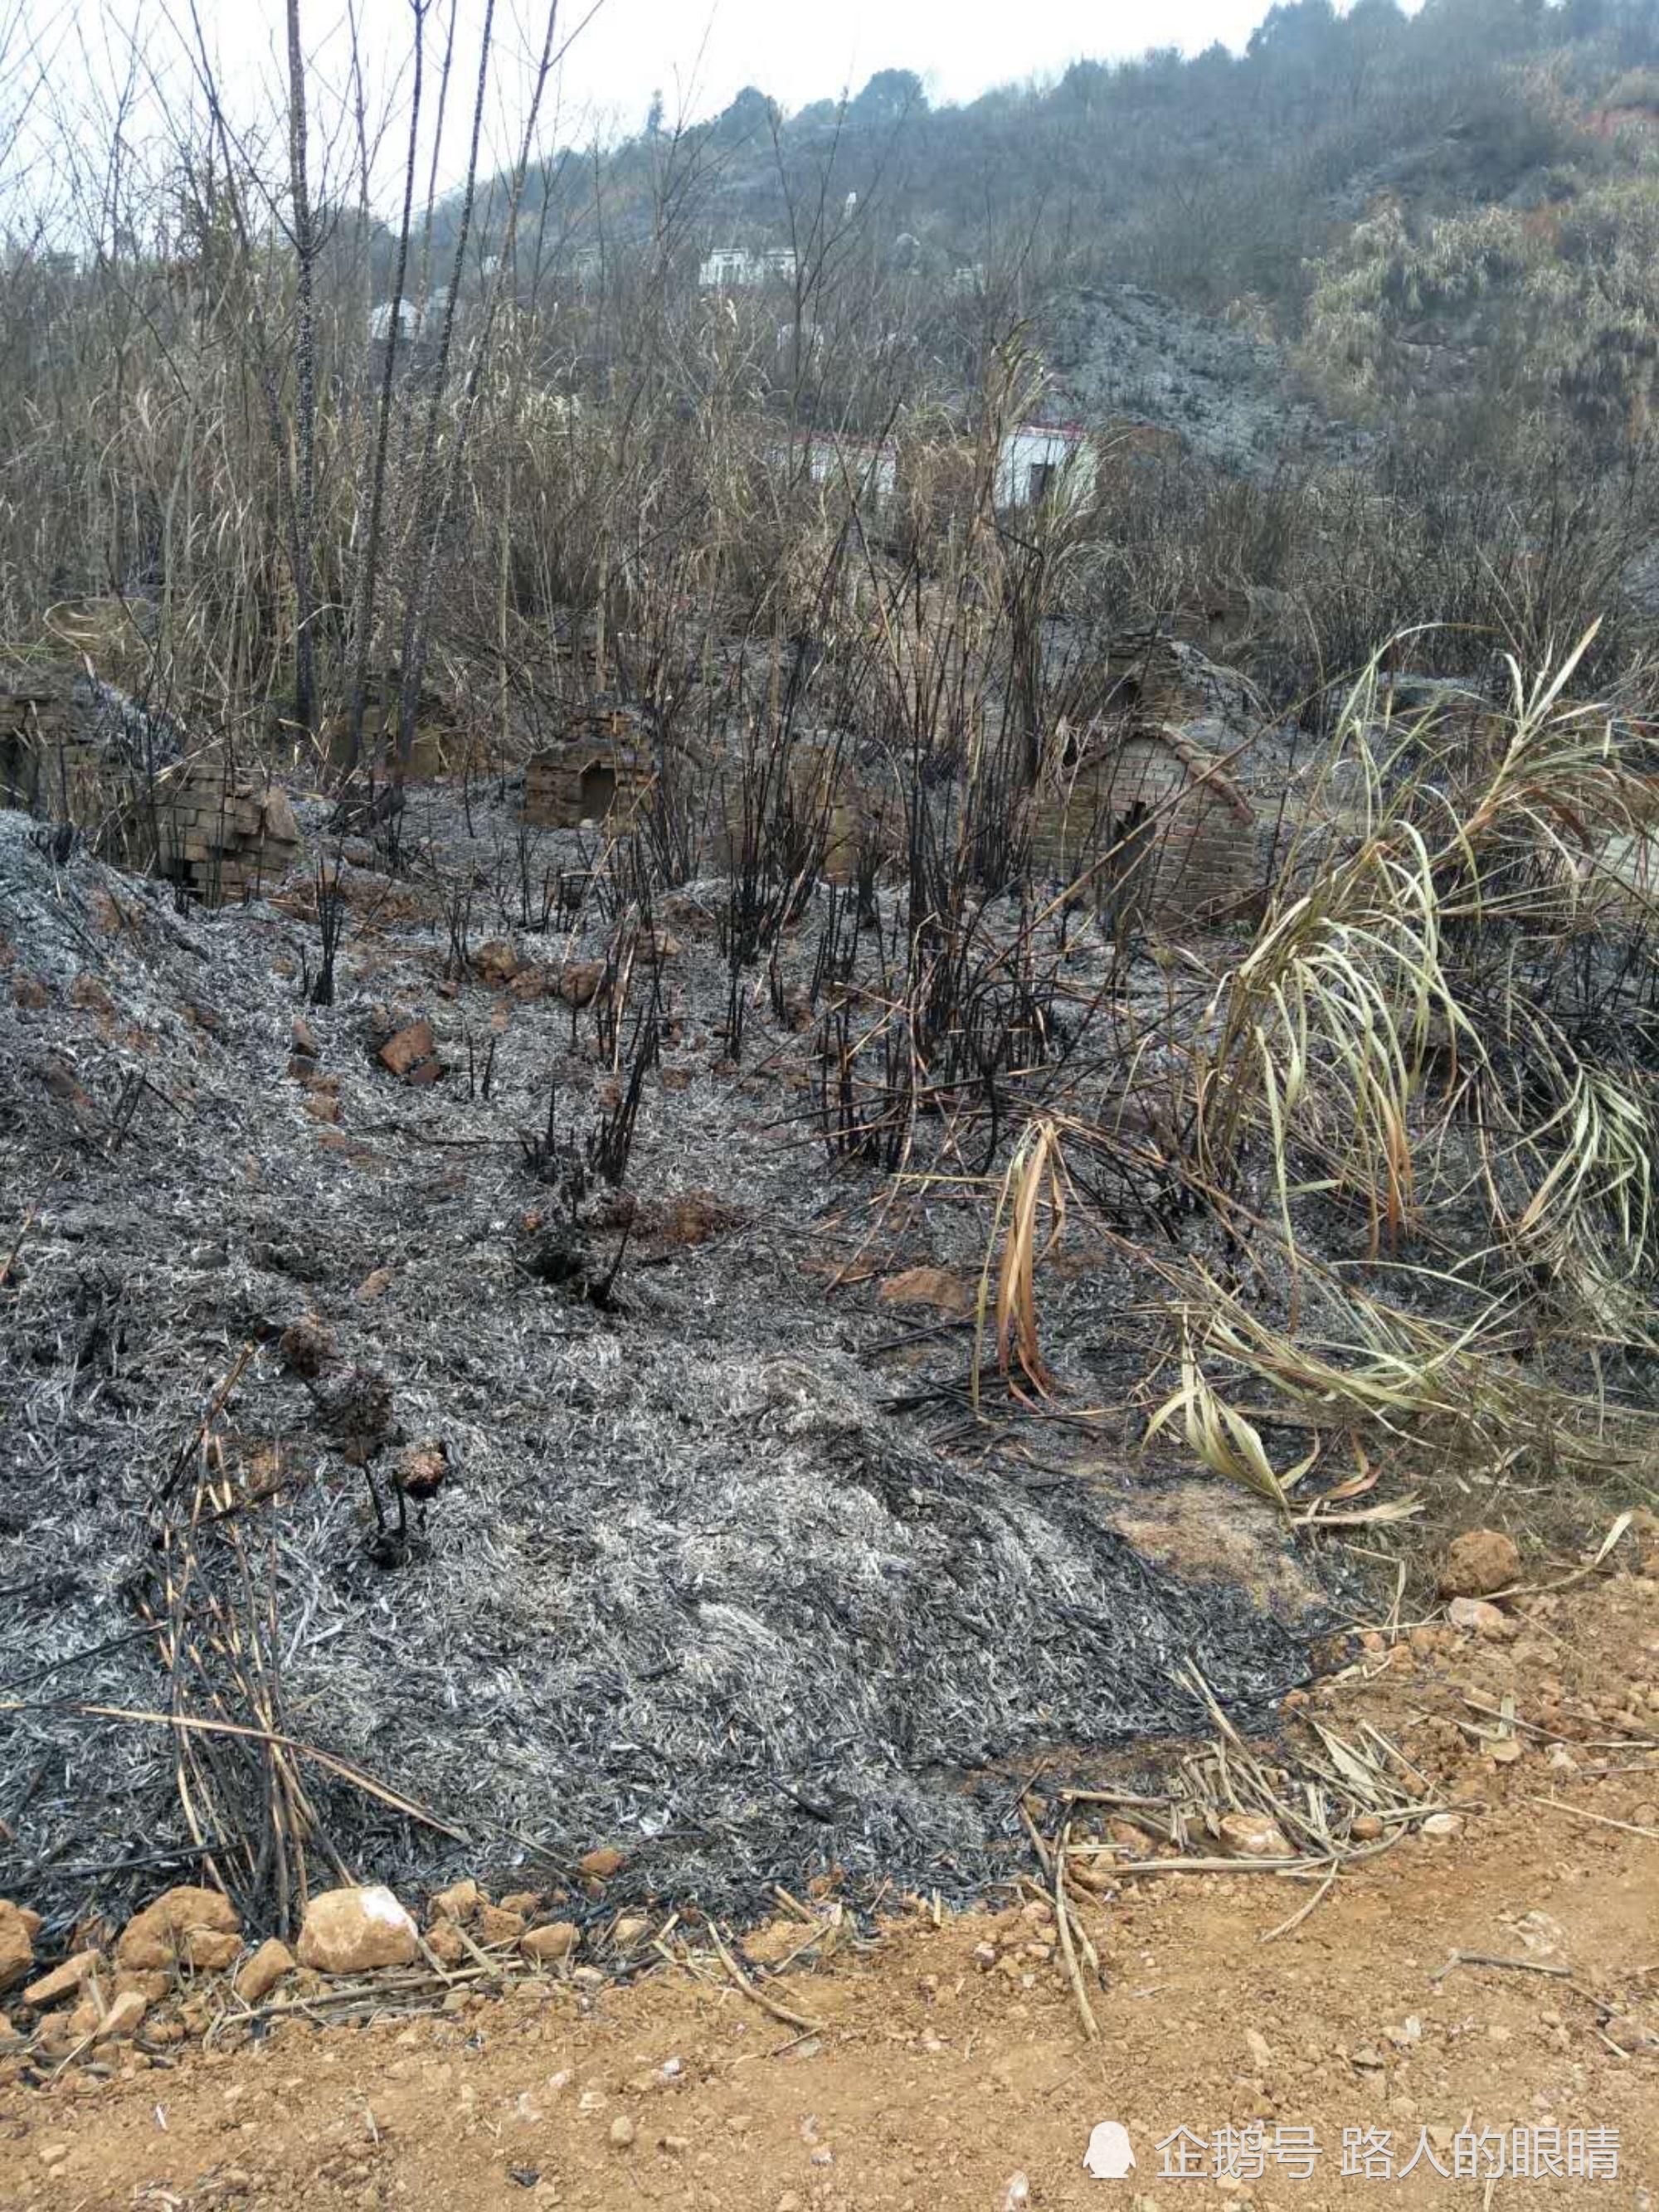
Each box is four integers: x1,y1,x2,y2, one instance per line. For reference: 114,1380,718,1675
995,422,1097,510
367,287,450,343
698,246,799,290
368,297,419,343
761,430,897,507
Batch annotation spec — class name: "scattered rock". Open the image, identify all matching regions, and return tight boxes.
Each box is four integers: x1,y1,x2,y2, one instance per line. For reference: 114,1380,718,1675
877,1266,975,1316
579,1846,626,1882
1447,1596,1512,1638
0,1901,36,1993
1350,1813,1384,1841
261,787,300,846
649,1192,741,1251
233,1938,295,2005
114,1968,169,2005
117,1887,241,1974
611,1916,649,1952
295,1886,419,1975
1216,1812,1291,1859
609,2115,637,2149
393,1436,448,1504
277,1317,333,1378
556,960,608,1008
426,1923,467,1966
428,1879,479,1925
95,1989,147,2042
312,1363,394,1465
474,1903,527,1947
68,970,114,1016
291,1015,320,1057
22,1950,101,2008
377,1018,444,1083
520,1922,580,1964
473,939,522,986
1438,1529,1520,1598
34,2014,80,2061
356,1265,395,1302
1421,1812,1463,1840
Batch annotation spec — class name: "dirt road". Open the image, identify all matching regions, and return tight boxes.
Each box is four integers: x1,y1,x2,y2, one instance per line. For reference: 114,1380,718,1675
3,1573,1656,2211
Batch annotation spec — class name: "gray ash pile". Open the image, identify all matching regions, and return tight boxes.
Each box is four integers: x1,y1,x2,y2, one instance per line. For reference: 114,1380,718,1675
0,798,1326,1939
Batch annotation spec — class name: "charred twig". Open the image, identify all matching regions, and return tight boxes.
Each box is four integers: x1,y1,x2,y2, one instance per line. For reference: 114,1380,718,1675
309,856,348,1007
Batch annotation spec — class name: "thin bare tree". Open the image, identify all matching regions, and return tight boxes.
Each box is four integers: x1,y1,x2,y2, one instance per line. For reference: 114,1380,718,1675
285,0,318,740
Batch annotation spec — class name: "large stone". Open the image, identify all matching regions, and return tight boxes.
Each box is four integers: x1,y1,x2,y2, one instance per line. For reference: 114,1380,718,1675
117,1886,241,1973
578,1846,626,1882
295,1886,418,1975
1438,1529,1520,1599
0,1902,35,1994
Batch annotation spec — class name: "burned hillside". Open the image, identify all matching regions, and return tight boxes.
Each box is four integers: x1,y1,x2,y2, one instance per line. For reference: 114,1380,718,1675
2,586,1657,1956
0,785,1331,1942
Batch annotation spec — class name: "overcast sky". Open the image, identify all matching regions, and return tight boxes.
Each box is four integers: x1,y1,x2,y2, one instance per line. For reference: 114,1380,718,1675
187,0,1287,138
4,0,1335,228
401,0,1281,129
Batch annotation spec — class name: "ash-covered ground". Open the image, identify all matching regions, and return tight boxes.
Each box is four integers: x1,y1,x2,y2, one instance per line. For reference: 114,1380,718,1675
0,790,1327,1941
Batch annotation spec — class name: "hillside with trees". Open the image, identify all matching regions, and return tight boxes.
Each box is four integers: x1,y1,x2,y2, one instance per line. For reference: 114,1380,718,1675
460,0,1659,458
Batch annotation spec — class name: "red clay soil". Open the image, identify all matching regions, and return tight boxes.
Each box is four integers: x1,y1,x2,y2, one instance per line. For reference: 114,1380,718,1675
2,1572,1657,2212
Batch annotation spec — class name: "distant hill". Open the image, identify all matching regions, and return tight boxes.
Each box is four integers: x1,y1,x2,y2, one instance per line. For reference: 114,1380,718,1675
431,0,1659,467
